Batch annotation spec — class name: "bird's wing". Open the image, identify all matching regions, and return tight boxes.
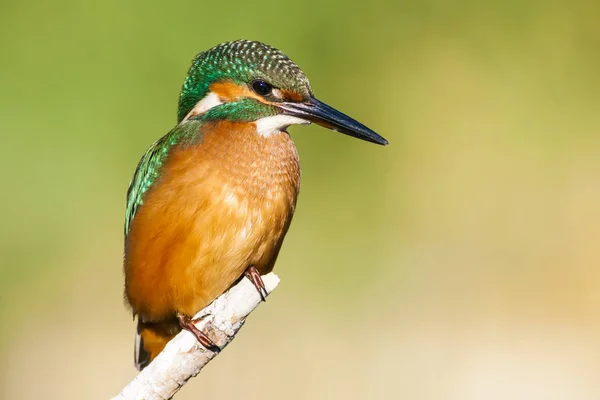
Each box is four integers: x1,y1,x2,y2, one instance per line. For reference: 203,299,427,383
125,122,200,236
125,135,170,236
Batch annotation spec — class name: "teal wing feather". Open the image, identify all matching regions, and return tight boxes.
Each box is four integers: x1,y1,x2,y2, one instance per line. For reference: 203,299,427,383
125,135,171,236
125,122,201,236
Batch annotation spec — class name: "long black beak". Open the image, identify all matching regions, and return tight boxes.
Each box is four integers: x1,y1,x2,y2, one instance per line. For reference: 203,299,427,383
279,96,388,145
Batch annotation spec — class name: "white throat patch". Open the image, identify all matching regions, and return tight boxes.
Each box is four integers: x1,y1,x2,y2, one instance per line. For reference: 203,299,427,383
180,92,223,123
255,114,310,137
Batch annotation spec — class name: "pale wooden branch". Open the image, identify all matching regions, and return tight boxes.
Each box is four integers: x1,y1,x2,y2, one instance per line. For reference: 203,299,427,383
112,272,280,400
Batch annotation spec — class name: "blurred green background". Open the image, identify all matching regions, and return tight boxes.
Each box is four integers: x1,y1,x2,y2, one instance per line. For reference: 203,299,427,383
1,0,600,399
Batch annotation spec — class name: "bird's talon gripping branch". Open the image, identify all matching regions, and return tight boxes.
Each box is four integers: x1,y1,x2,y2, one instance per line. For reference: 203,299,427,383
191,313,211,325
177,313,221,354
245,265,268,302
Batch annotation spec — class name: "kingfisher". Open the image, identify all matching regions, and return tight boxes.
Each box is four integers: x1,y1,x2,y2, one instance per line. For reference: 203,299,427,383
124,40,387,370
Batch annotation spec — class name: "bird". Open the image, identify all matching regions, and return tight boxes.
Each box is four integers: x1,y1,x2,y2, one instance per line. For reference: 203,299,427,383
123,40,387,370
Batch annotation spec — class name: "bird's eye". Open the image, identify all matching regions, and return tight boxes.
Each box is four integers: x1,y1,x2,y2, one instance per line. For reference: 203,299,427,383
252,80,273,96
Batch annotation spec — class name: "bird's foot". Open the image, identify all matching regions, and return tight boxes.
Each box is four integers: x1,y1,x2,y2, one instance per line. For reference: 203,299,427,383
244,265,268,302
177,313,221,354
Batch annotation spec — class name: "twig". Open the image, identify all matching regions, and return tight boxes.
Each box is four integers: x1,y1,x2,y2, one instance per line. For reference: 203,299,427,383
112,272,280,400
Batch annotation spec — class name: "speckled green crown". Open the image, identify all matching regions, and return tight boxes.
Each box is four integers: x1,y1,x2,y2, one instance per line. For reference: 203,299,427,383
177,40,312,122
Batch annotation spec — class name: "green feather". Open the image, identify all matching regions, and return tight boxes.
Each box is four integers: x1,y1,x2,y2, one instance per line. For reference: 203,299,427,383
178,40,311,123
201,97,277,122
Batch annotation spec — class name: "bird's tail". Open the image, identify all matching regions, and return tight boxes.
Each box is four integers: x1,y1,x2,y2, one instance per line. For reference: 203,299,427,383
134,318,181,370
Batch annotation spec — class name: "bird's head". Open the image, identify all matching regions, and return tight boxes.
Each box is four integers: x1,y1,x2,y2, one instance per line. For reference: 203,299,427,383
177,40,387,145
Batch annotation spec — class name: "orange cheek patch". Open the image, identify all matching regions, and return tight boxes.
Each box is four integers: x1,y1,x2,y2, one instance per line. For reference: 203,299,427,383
281,89,304,102
210,81,264,103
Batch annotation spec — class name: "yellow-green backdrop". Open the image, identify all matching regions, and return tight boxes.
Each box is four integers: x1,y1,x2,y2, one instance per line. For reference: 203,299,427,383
1,0,599,399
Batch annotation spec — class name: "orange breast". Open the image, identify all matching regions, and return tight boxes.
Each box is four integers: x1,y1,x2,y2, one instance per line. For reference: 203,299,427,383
124,121,300,322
